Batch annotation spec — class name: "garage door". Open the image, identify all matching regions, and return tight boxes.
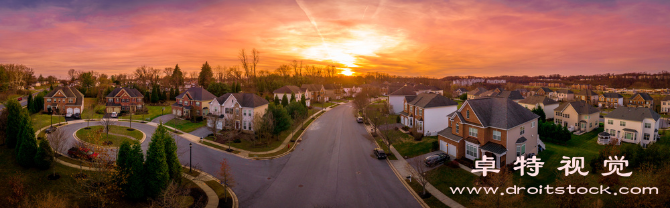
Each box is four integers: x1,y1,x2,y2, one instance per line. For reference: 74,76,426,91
66,108,73,116
439,140,448,153
448,144,457,158
172,109,176,115
74,108,80,114
216,120,223,130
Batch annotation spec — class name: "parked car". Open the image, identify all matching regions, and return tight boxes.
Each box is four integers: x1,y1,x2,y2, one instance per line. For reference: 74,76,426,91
67,147,99,161
424,153,449,167
373,148,387,159
66,112,72,117
111,112,118,118
357,117,364,123
73,113,81,119
45,126,57,134
17,97,22,101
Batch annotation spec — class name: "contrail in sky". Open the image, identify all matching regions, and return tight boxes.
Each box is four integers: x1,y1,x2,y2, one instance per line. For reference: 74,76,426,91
295,0,326,45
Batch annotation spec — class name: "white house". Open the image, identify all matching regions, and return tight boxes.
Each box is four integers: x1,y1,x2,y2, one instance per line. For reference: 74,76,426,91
518,95,560,119
343,86,362,97
273,85,309,106
552,89,574,102
399,93,458,136
603,107,661,148
208,93,269,132
388,86,418,114
661,95,670,114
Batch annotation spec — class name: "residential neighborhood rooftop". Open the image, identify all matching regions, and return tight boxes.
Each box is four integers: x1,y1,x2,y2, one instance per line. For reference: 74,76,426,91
605,106,661,121
407,93,457,108
460,97,539,129
518,95,559,105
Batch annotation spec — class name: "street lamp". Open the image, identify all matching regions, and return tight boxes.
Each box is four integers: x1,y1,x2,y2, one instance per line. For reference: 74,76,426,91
189,143,192,173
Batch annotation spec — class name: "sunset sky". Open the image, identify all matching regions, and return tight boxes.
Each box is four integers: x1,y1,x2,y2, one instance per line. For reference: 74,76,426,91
1,0,670,78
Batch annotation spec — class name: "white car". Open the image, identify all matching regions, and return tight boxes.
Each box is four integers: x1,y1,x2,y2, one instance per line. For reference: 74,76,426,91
111,112,118,118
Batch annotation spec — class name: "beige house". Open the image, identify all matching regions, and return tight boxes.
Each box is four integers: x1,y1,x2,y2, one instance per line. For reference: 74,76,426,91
518,95,560,119
554,101,600,133
552,89,574,102
662,95,670,114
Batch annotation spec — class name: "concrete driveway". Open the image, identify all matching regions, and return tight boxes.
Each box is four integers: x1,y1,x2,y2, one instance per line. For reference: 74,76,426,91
152,113,175,123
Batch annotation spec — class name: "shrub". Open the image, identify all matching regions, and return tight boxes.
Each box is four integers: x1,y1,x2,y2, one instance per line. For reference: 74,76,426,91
401,126,410,131
431,141,439,151
233,139,241,143
396,116,401,123
447,160,460,168
410,128,423,141
34,140,54,170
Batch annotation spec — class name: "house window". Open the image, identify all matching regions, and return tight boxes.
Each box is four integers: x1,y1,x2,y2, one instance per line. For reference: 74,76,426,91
468,127,477,137
625,132,634,140
564,114,569,118
590,123,592,127
584,115,588,119
520,126,525,135
243,121,247,130
68,98,73,103
466,144,478,158
610,129,615,135
517,144,526,156
47,98,51,102
608,120,613,125
243,110,247,116
531,121,536,128
493,130,501,141
620,121,625,126
466,110,470,119
644,133,650,140
455,123,459,133
644,123,651,128
196,101,200,106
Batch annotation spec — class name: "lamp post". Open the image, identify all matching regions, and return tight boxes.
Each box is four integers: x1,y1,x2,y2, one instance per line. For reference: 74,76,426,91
189,143,192,173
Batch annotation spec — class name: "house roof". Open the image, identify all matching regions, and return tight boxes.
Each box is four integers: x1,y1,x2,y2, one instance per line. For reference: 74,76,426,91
602,92,623,98
576,90,598,96
273,85,305,94
496,91,524,100
324,84,341,90
480,142,507,155
390,86,417,95
537,87,553,93
662,95,670,101
599,132,610,137
301,84,324,92
464,97,539,129
407,93,457,108
468,87,488,96
604,107,661,122
516,137,527,144
105,87,143,98
405,95,417,103
437,127,463,142
623,128,638,132
518,95,559,105
414,84,441,91
632,93,654,101
456,88,467,91
555,89,574,94
216,93,269,108
555,100,600,114
46,86,82,98
176,87,217,101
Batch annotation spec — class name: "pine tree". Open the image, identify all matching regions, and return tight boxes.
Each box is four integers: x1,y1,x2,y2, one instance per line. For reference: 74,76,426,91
144,127,169,198
300,94,307,107
5,100,23,149
281,94,289,107
126,143,146,199
34,139,54,170
174,88,180,98
144,91,151,103
170,88,175,100
290,93,296,103
271,104,292,135
17,111,37,167
117,141,132,172
27,94,34,114
158,124,181,184
198,61,214,87
274,95,280,106
151,87,159,103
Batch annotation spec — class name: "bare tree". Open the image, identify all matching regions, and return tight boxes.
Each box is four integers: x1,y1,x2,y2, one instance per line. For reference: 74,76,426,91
276,64,291,77
238,49,250,83
252,112,274,146
407,158,430,197
189,71,199,83
215,65,226,83
67,68,78,82
252,48,260,80
48,128,69,158
208,115,220,141
99,116,115,140
218,158,236,203
151,181,191,208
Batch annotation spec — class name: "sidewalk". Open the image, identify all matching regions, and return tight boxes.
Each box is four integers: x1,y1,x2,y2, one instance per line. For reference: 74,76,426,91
388,146,465,208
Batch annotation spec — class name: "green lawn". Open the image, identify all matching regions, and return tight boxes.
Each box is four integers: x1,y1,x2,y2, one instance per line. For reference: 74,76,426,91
315,102,335,109
374,136,398,160
393,136,439,158
81,98,104,119
120,102,174,121
204,180,234,207
31,113,66,131
75,125,141,147
165,119,206,133
406,179,449,208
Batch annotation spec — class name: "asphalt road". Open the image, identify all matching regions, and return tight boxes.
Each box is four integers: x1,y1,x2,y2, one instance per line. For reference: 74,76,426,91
0,89,46,112
54,103,420,208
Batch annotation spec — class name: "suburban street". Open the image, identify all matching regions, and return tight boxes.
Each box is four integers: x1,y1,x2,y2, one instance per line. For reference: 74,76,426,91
54,103,420,208
0,89,46,112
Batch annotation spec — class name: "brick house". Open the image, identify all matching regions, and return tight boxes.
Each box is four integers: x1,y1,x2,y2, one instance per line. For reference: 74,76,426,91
207,93,269,132
301,84,326,103
105,87,144,114
575,90,599,104
627,93,654,108
534,87,553,96
324,84,343,100
437,97,540,168
273,85,309,106
399,93,458,136
172,87,217,118
598,93,624,108
44,86,84,117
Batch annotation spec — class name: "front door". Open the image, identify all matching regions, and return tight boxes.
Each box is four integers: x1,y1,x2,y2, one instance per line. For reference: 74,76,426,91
235,121,240,130
580,122,586,130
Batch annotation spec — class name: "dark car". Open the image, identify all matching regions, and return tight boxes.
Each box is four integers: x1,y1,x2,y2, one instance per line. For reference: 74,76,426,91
67,147,99,161
373,148,387,159
73,113,81,119
357,117,364,123
45,126,57,134
424,153,450,167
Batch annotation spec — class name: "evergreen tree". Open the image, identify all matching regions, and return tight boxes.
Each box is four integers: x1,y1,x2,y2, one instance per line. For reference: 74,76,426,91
162,90,168,102
198,61,214,87
49,85,54,91
126,143,146,199
531,106,546,122
274,95,280,106
34,94,44,113
27,94,34,114
281,94,289,107
34,139,54,170
300,94,307,107
158,124,181,184
171,64,185,89
270,104,292,135
151,87,159,103
174,88,180,98
5,100,23,149
144,127,169,198
170,88,175,100
144,91,151,103
17,111,37,167
117,141,132,173
290,93,296,103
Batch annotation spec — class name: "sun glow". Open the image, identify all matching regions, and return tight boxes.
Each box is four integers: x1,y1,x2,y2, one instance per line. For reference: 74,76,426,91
340,68,354,76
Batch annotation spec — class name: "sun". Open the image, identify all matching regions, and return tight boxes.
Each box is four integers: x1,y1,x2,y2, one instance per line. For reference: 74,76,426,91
340,68,355,76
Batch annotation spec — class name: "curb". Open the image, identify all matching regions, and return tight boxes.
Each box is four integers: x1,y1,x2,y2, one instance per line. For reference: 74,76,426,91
71,125,147,149
249,109,326,160
364,123,430,208
182,165,239,208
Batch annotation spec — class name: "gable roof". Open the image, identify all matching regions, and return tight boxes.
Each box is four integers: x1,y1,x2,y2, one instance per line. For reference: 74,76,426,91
605,107,661,122
46,86,80,98
468,87,488,96
407,93,457,108
518,95,559,105
632,93,653,101
602,92,623,98
663,95,670,101
463,97,539,129
273,85,305,94
323,84,341,90
390,86,417,95
107,87,143,98
176,87,217,101
576,90,598,96
414,84,441,91
495,91,524,100
555,100,600,114
555,89,574,94
537,87,553,93
456,88,467,92
301,84,324,92
216,93,269,108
